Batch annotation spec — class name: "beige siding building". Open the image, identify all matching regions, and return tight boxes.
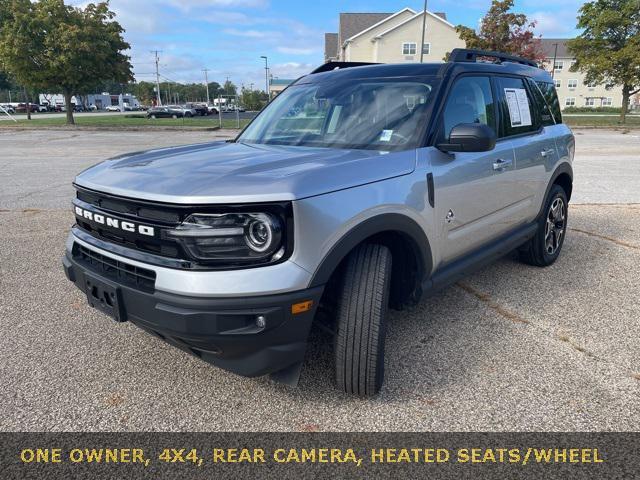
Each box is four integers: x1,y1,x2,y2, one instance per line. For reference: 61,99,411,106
325,8,464,64
541,39,626,110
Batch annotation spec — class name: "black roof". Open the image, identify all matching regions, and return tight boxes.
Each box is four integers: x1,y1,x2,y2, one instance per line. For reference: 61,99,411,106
299,58,552,85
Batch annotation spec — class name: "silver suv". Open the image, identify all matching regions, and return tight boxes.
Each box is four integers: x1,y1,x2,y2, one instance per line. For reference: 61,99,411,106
63,49,574,396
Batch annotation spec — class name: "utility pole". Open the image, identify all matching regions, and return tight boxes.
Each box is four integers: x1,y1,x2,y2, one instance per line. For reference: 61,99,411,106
151,50,162,106
260,56,269,101
203,68,210,104
420,0,428,63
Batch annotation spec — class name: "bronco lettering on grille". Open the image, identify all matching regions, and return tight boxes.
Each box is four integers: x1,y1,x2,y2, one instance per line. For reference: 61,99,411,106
74,206,155,237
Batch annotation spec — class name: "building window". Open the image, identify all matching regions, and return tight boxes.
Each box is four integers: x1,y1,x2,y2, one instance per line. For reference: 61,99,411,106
554,79,561,88
602,97,613,106
587,82,596,89
554,61,563,72
402,42,417,55
568,79,578,89
565,97,576,106
422,43,430,55
585,98,595,106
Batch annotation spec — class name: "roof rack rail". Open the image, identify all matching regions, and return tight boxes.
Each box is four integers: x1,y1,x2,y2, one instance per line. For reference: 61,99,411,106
311,61,379,74
448,48,539,68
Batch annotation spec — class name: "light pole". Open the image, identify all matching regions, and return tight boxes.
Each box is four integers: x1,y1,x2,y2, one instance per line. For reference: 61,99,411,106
420,0,427,63
260,56,269,101
202,68,210,104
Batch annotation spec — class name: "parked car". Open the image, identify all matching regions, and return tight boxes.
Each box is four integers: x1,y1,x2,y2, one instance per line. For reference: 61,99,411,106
0,104,15,114
184,102,209,116
63,49,573,396
105,105,121,112
170,105,197,117
207,105,219,115
15,103,39,113
146,106,185,119
37,104,49,113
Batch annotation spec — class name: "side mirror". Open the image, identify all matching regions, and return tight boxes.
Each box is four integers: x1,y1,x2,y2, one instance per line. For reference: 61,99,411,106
437,123,496,153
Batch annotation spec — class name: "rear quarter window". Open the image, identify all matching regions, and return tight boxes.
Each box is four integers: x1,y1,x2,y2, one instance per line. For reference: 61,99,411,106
535,81,562,125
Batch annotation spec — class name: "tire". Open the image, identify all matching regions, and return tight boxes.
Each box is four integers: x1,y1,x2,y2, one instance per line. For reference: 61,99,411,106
172,114,178,119
185,112,192,118
519,184,568,267
334,243,392,396
150,115,156,119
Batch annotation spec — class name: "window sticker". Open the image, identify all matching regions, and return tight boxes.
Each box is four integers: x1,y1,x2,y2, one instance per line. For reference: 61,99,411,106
504,88,532,127
379,129,393,142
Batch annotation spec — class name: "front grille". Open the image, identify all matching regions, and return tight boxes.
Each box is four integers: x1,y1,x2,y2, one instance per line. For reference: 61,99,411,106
72,243,156,292
73,185,293,270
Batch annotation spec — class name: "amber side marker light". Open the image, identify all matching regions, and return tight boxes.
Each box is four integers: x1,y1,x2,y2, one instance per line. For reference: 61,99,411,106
291,300,314,315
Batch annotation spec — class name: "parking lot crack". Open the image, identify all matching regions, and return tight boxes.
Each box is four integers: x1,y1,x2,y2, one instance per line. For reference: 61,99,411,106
569,227,640,250
456,282,530,325
456,283,605,362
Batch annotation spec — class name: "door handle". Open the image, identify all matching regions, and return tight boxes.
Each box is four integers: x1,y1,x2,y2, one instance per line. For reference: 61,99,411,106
541,148,555,157
493,158,513,171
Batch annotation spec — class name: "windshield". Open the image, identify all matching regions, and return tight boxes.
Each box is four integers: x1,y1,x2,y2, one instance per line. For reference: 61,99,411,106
238,77,439,150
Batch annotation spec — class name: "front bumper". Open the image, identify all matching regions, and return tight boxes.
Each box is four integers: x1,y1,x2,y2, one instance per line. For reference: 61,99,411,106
62,250,324,378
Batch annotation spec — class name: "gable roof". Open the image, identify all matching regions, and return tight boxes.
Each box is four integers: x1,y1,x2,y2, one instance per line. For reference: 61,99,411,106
375,10,456,39
339,12,393,46
324,33,338,61
342,7,416,44
540,39,572,58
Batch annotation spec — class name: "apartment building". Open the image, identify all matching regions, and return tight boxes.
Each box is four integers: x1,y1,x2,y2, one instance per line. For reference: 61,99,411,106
324,7,464,64
541,39,626,110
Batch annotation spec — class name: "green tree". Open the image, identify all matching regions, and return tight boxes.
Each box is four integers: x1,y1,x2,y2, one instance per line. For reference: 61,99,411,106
132,81,156,106
0,69,9,90
222,80,237,97
240,87,268,111
0,0,132,124
567,0,640,123
455,0,545,62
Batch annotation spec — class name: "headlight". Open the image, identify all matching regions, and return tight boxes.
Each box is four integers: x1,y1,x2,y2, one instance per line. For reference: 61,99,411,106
166,212,285,264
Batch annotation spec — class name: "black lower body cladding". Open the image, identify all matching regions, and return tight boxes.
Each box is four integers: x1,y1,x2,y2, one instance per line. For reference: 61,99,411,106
62,251,324,378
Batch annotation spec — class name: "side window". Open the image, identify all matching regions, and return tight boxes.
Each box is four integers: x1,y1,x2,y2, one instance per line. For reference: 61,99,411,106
536,81,562,124
441,76,495,140
495,76,540,137
527,78,555,127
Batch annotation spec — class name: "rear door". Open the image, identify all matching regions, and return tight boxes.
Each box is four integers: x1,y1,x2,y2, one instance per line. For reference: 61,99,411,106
430,75,518,264
493,76,560,224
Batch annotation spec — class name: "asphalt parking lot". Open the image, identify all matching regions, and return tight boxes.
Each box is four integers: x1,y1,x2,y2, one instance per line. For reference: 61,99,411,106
1,128,639,431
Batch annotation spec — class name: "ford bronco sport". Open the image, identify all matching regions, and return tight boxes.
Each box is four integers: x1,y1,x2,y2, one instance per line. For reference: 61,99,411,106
63,49,574,396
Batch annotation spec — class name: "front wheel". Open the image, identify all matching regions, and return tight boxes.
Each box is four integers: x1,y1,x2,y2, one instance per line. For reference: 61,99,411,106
334,243,392,397
519,184,568,267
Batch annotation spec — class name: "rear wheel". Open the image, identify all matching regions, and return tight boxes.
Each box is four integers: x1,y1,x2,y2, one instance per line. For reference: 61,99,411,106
519,184,568,267
334,244,392,396
172,114,178,119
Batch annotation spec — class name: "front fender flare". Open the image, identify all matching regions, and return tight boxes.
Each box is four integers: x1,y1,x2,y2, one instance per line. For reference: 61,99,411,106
308,213,433,288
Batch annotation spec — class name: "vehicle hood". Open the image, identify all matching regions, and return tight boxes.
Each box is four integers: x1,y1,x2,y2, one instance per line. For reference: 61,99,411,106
74,141,416,203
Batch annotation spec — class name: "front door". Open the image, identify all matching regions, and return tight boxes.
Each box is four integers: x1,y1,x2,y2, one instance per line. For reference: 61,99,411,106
430,75,519,265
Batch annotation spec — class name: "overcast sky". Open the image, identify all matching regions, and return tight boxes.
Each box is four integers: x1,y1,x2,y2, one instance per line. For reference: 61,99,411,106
72,0,585,89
